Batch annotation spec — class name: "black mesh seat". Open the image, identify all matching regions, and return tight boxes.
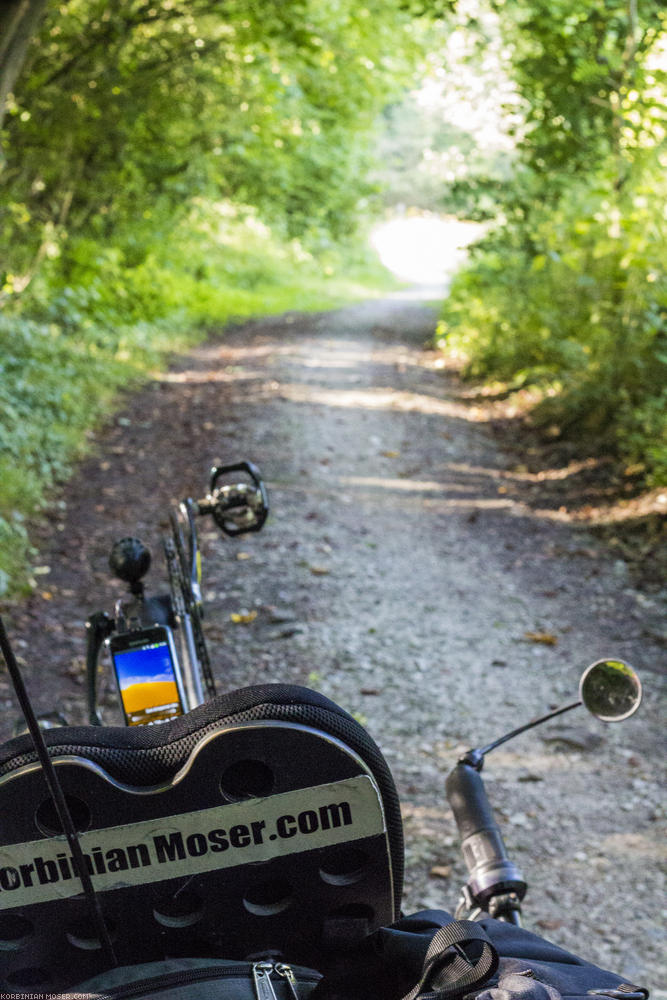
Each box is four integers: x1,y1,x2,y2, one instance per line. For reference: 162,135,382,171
0,685,403,991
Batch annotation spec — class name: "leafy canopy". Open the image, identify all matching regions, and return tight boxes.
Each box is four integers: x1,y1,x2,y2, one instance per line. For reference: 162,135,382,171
437,0,667,483
1,0,419,289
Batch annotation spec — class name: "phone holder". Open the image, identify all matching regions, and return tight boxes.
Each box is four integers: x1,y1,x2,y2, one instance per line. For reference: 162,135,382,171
109,538,151,591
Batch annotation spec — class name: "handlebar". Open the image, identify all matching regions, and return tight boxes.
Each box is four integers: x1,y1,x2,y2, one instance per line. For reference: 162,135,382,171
445,760,526,922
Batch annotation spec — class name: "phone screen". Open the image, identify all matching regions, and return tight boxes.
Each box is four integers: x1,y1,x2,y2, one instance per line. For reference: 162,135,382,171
110,630,185,726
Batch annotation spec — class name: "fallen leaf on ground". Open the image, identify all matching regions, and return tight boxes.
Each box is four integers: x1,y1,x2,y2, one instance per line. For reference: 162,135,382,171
523,631,558,645
309,565,330,576
429,865,452,879
381,450,400,458
236,552,251,561
230,610,258,624
537,919,563,931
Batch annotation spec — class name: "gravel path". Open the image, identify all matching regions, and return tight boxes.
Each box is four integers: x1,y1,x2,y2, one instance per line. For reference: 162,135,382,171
3,290,665,990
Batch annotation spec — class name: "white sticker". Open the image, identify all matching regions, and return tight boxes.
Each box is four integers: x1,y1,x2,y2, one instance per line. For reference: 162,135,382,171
0,776,386,909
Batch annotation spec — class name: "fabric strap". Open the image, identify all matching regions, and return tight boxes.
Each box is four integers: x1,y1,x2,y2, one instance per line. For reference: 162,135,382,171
401,920,499,1000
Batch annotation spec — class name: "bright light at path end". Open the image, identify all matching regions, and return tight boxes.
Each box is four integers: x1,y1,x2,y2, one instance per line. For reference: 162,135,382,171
370,214,487,288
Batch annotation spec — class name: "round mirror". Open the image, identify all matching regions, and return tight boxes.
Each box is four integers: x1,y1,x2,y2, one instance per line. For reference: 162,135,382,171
579,659,642,722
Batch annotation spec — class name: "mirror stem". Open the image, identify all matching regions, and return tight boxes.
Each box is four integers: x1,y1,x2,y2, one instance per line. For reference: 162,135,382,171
461,699,582,769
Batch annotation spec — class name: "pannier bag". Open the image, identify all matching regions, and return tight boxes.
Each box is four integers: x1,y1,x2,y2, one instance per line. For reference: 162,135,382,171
58,914,648,1000
69,957,324,1000
313,910,649,1000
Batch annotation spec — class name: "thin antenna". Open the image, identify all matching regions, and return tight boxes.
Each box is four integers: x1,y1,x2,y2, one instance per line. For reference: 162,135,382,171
0,614,117,967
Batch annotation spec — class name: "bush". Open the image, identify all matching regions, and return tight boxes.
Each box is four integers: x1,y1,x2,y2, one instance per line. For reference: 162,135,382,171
437,155,667,483
0,205,397,595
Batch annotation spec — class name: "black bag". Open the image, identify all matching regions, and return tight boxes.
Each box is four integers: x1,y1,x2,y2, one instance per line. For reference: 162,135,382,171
66,958,323,1000
37,913,650,1000
315,909,649,1000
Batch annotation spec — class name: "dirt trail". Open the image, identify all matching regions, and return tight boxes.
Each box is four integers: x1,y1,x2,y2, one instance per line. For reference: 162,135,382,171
2,292,665,990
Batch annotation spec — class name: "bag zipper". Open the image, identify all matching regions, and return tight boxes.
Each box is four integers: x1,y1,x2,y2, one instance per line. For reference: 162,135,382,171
62,961,318,1000
254,962,314,1000
275,963,301,1000
253,962,280,1000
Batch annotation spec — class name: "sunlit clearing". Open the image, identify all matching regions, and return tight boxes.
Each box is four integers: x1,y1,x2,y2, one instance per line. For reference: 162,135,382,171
370,214,486,287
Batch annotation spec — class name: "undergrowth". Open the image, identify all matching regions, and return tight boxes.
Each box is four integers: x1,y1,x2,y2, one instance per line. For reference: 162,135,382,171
0,203,397,596
436,159,667,488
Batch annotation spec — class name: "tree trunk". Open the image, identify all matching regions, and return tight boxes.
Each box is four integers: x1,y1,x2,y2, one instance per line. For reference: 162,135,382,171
0,0,48,128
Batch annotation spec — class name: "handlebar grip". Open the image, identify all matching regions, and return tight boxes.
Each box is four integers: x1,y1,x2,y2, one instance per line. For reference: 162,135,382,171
446,761,526,907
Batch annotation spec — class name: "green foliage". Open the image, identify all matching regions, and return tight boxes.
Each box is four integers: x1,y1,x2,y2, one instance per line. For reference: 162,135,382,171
0,204,397,595
372,6,519,217
0,0,418,289
0,0,418,595
438,151,667,481
375,93,514,218
437,1,667,486
0,310,128,593
497,0,666,182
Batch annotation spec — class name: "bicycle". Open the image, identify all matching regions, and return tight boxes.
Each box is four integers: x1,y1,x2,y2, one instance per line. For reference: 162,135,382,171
0,480,650,997
84,461,269,726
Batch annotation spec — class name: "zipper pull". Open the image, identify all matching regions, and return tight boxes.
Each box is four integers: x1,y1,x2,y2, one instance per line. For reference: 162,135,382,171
253,962,279,1000
275,963,300,1000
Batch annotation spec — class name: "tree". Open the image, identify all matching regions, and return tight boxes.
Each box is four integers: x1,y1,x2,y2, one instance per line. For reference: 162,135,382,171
438,0,667,482
0,0,419,294
498,0,666,185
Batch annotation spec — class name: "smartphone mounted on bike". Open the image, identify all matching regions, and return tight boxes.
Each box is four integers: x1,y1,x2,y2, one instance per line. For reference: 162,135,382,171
85,461,270,727
107,624,187,726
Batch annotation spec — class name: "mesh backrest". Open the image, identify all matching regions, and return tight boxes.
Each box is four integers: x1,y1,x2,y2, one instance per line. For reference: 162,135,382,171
0,685,403,990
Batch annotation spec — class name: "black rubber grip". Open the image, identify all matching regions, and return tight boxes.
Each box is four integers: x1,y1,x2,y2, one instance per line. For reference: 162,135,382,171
446,761,500,842
446,761,526,904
